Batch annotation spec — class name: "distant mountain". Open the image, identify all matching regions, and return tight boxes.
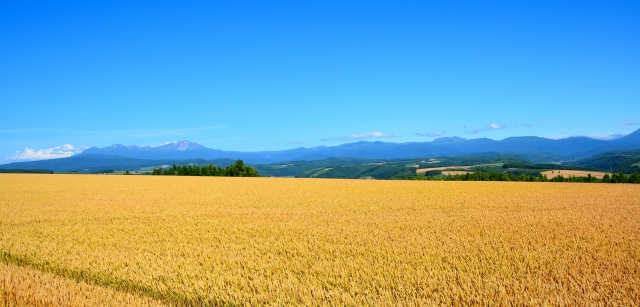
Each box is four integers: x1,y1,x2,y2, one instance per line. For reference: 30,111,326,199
0,154,236,173
3,129,640,171
80,141,312,163
81,141,209,157
76,129,640,163
617,128,640,143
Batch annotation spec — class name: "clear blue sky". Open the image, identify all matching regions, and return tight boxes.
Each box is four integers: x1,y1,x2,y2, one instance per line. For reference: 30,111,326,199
1,1,639,162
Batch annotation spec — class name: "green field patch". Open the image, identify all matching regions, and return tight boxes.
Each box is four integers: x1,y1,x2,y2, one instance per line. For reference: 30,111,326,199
308,168,332,177
442,168,470,171
471,163,504,168
470,166,505,172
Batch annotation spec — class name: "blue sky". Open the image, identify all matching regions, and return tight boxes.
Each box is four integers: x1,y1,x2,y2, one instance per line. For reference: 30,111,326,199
1,1,639,163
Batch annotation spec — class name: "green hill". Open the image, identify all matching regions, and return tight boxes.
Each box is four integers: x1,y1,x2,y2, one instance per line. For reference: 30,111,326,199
568,149,640,173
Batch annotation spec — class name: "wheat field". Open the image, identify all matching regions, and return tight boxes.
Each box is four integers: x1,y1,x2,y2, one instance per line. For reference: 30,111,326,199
1,174,639,306
541,170,609,179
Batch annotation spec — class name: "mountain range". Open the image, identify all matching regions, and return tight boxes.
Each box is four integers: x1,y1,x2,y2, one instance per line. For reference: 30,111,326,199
78,128,640,163
2,128,640,172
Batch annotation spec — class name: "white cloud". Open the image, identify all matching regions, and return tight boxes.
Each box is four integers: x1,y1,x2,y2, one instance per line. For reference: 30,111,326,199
151,141,175,147
321,132,401,141
587,133,628,140
415,131,445,137
465,123,507,134
3,144,88,163
0,128,61,134
82,125,228,138
547,135,567,140
0,125,227,138
619,122,638,126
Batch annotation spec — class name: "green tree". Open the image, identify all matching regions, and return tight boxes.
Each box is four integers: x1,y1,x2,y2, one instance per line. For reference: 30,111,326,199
151,160,259,177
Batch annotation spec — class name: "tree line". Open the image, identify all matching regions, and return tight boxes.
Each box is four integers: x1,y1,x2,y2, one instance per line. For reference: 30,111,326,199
0,169,54,174
554,172,640,184
413,171,640,184
152,160,259,177
501,162,598,171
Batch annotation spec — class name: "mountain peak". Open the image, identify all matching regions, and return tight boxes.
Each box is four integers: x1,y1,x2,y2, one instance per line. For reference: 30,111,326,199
618,127,640,143
431,136,467,145
101,143,147,150
65,129,640,164
624,127,640,136
160,140,206,151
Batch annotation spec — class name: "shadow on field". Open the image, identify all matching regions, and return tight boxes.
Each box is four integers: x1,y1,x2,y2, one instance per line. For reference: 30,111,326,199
0,251,239,307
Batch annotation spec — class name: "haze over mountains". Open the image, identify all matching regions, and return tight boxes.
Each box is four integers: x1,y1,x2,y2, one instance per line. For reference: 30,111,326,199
2,129,640,173
77,128,640,162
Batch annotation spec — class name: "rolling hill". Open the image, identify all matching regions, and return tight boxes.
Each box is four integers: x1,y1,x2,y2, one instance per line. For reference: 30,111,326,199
568,149,640,173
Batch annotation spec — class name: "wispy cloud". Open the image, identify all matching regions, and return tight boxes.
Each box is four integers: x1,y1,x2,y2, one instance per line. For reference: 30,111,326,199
0,128,62,134
80,125,228,138
546,136,566,140
524,123,532,128
619,122,638,126
583,133,628,141
321,132,401,141
3,144,89,164
150,141,175,147
289,140,304,145
200,137,246,143
0,125,226,138
415,131,445,137
548,133,629,141
464,123,507,134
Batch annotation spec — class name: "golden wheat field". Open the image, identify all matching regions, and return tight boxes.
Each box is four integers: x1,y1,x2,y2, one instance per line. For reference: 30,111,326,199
1,174,640,306
541,170,609,179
